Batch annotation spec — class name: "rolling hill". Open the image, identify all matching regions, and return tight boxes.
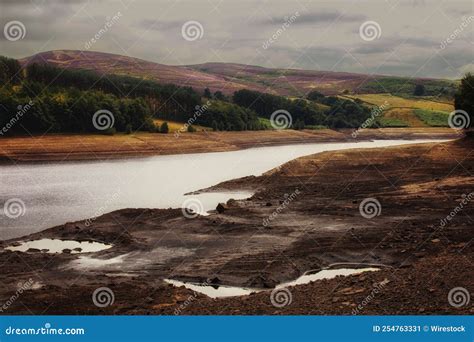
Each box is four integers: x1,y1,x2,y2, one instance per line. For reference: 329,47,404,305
19,50,457,97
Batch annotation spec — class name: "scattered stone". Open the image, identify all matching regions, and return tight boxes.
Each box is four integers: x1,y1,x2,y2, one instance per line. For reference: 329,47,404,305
62,249,72,254
26,248,41,253
216,203,228,213
245,275,277,288
209,277,221,285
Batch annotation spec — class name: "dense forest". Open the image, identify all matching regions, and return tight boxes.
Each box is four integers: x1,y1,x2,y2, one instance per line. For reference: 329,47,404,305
0,56,264,135
454,73,474,132
233,89,373,128
1,55,382,135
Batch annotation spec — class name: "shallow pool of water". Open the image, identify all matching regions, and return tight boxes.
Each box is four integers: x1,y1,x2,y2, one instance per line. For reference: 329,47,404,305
164,267,380,298
0,139,443,239
5,239,112,254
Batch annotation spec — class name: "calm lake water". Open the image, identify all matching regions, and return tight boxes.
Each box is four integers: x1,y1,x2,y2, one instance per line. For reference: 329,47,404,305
0,140,443,240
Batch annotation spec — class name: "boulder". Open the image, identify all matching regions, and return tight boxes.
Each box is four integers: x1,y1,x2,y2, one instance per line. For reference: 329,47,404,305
26,248,41,253
216,203,228,213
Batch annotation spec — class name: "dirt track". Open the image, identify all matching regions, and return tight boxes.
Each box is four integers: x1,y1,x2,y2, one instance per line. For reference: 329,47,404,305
0,136,472,315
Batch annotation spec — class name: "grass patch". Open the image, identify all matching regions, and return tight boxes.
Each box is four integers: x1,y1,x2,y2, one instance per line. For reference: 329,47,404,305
153,119,210,133
413,109,450,127
258,117,273,129
346,93,453,112
378,117,410,127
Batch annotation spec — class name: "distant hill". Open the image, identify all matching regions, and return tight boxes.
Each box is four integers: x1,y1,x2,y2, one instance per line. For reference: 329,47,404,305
20,50,457,97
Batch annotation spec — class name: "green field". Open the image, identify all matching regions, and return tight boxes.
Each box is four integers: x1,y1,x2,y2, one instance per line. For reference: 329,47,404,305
344,93,453,128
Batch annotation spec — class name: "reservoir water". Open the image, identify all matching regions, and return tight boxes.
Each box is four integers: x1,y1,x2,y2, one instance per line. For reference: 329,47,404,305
0,139,444,240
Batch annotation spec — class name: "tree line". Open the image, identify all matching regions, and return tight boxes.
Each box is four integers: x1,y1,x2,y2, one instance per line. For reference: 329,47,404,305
0,56,263,135
233,89,373,128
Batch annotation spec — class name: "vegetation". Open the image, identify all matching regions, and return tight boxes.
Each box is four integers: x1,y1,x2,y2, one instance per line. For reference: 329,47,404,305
412,109,449,127
1,53,465,136
233,89,372,128
159,122,169,133
0,57,263,135
199,100,264,131
413,84,425,96
454,73,474,131
358,77,457,98
344,93,453,112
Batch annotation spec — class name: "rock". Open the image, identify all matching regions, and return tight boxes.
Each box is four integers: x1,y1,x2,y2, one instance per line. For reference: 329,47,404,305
62,248,72,254
338,287,366,295
265,202,272,207
26,248,41,253
226,198,237,206
73,247,82,252
216,203,228,213
431,238,440,243
245,275,278,288
41,249,49,253
209,277,221,285
11,242,22,247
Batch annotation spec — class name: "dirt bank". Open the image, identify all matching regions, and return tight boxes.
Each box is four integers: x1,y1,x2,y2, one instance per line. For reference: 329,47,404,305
0,128,457,163
0,137,472,315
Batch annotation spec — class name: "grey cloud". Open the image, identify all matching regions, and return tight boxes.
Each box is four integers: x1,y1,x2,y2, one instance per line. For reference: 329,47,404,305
260,11,366,26
0,0,472,79
353,37,440,55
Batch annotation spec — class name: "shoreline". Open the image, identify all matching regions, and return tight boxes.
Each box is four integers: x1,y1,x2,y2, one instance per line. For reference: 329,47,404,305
0,137,472,315
0,128,459,164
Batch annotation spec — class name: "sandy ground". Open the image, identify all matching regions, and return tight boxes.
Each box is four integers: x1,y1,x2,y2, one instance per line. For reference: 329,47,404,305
0,128,457,163
0,134,472,315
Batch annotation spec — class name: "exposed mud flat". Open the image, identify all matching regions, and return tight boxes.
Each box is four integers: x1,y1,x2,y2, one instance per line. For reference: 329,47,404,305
0,138,472,315
0,128,457,163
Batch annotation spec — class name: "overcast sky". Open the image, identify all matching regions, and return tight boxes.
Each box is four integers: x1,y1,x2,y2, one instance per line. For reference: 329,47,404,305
0,0,473,79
